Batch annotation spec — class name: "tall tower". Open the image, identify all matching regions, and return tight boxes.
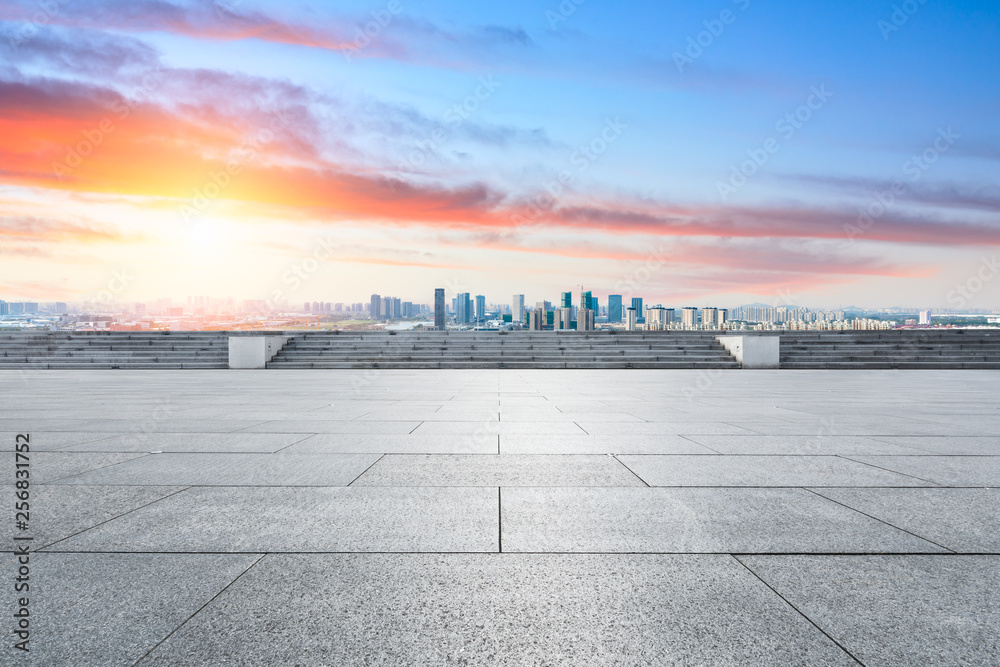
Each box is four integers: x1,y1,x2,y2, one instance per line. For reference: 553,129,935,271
608,295,623,323
434,289,445,330
512,295,525,327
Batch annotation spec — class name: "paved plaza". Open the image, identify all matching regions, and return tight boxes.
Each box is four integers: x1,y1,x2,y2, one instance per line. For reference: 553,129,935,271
2,369,999,665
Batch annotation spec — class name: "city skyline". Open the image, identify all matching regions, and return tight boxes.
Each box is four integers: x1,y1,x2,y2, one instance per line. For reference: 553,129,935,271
1,1,998,308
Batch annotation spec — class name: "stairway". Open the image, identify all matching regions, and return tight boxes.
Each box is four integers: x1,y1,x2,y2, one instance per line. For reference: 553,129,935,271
0,332,230,369
266,331,741,369
779,330,1000,369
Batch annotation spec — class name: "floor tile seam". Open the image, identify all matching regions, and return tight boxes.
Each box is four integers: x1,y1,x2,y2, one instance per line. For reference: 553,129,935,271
41,452,155,485
36,485,194,551
132,552,267,666
730,555,866,666
270,433,319,453
834,454,946,486
32,549,992,556
346,454,387,486
803,488,957,553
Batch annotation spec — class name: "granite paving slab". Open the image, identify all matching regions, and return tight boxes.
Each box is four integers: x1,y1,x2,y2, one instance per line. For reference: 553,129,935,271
617,455,934,487
138,553,855,666
812,488,1000,553
47,487,499,553
741,555,1000,666
51,453,380,486
352,454,645,487
846,455,1000,486
501,487,945,553
5,553,259,666
0,484,186,550
60,432,311,453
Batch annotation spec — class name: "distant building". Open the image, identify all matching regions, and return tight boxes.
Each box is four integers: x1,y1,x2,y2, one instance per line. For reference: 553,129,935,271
608,295,623,323
626,307,637,331
370,294,381,321
512,295,525,327
919,310,931,325
578,307,595,331
434,289,445,330
475,295,486,322
631,297,644,323
528,307,544,330
681,307,698,329
456,293,472,324
560,292,572,309
558,307,572,330
0,301,7,316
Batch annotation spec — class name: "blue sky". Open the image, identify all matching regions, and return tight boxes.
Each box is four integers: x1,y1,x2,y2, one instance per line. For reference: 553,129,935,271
0,0,997,308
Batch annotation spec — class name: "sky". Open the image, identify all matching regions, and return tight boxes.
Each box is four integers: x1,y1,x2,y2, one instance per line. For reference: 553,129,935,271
0,0,998,309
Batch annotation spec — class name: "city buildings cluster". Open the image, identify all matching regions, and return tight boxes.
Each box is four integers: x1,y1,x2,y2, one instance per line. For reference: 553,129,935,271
1,295,997,332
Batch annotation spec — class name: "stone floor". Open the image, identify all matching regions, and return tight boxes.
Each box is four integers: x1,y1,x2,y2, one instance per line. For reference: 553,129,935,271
2,369,998,665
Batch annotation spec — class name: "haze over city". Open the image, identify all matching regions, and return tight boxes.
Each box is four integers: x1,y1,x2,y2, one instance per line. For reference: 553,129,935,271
1,0,998,308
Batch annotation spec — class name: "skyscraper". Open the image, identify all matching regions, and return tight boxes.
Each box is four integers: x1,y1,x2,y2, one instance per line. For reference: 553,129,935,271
681,307,698,329
560,292,572,309
457,293,472,324
434,289,445,330
626,307,637,331
608,295,623,323
580,289,592,311
475,295,486,322
631,297,643,323
512,295,525,327
369,294,381,320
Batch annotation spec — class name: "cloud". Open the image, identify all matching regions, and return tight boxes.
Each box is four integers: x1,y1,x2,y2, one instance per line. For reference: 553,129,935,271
779,173,1000,213
0,215,134,244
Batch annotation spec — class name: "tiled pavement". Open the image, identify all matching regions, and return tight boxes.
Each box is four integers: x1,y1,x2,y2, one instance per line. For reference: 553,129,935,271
2,369,998,665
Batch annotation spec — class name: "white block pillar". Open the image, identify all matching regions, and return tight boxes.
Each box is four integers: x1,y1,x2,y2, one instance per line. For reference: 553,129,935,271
229,336,289,369
716,335,780,369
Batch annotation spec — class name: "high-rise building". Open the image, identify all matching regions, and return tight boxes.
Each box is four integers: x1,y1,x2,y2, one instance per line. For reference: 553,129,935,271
919,310,931,325
434,289,445,330
528,307,544,330
580,289,592,311
626,307,637,331
0,301,7,316
646,307,668,330
512,295,525,327
560,292,572,309
369,294,381,320
702,307,719,329
608,295,623,323
9,302,24,315
631,297,644,323
475,295,486,322
558,307,572,330
578,308,595,331
681,307,698,329
456,293,472,324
